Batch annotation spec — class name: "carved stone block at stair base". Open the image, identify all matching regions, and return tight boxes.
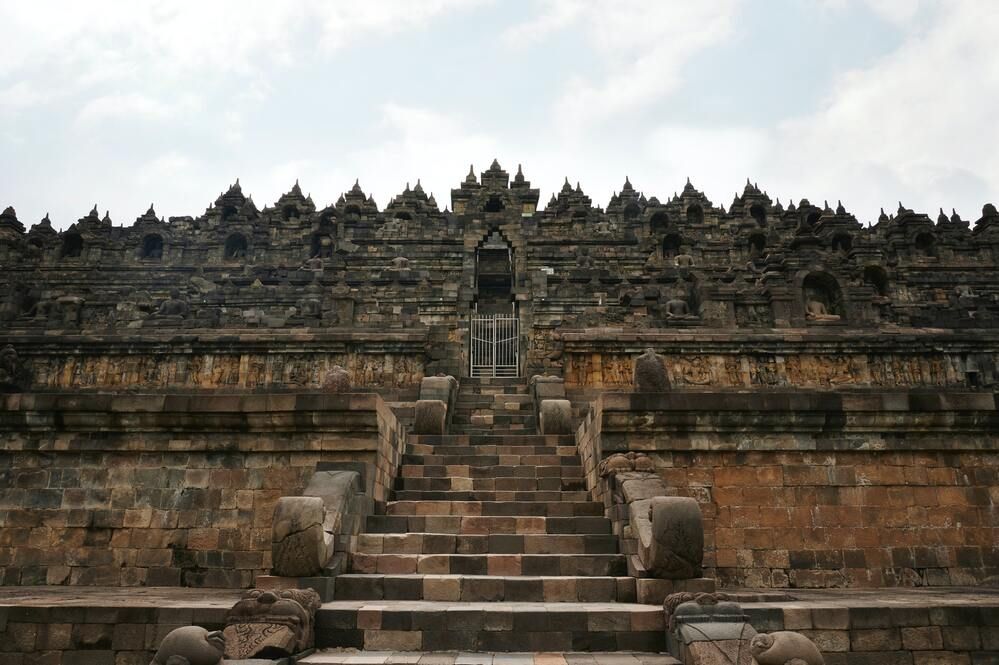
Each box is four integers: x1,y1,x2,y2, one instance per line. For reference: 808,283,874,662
414,399,447,434
632,495,704,579
539,398,572,434
271,496,332,577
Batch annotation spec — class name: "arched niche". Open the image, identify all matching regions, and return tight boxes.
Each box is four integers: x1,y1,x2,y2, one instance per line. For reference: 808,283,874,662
60,233,83,259
394,211,413,221
802,272,844,321
748,233,766,258
224,233,248,260
141,234,164,260
805,211,821,227
749,203,767,227
662,233,683,259
686,204,704,225
221,205,239,222
484,195,505,213
914,232,936,256
282,204,299,221
310,233,334,259
344,204,361,217
863,265,889,296
650,211,670,236
831,233,852,254
623,203,641,221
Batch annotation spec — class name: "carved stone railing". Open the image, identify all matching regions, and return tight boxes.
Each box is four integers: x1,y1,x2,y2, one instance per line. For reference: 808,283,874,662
574,386,999,590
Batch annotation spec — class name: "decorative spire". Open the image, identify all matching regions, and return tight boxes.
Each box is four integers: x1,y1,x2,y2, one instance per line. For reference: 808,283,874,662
561,177,572,194
879,207,889,223
938,208,948,224
836,200,846,215
414,179,424,194
951,208,962,224
465,164,477,183
350,179,364,195
489,157,501,170
622,176,634,192
291,179,302,196
514,164,525,183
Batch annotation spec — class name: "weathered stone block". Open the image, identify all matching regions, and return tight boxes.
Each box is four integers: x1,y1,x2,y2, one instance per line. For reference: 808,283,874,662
539,399,572,435
633,496,704,579
414,400,448,435
271,496,331,577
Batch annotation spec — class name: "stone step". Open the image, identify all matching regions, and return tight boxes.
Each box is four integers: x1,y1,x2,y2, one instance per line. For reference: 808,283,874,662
302,651,681,665
458,386,530,395
356,533,619,555
400,465,583,480
397,477,586,492
451,427,537,435
460,377,528,385
364,515,612,535
334,574,636,603
451,414,537,425
409,434,574,446
392,490,591,502
350,553,627,577
407,444,577,457
385,500,603,518
402,454,581,467
314,601,666,652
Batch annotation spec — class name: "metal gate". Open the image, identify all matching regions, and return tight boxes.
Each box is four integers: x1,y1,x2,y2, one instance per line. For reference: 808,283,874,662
469,314,520,377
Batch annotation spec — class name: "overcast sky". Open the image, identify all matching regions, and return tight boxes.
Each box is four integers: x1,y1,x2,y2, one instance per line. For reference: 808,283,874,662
1,0,997,230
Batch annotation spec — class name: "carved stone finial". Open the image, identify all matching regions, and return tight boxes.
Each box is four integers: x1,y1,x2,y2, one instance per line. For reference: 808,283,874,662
634,348,670,392
323,365,351,392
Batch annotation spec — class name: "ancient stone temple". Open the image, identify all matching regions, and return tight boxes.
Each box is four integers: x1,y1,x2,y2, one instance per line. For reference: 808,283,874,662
0,162,997,664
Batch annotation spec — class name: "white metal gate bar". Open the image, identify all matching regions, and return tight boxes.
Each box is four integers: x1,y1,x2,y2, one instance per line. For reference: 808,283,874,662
470,314,519,378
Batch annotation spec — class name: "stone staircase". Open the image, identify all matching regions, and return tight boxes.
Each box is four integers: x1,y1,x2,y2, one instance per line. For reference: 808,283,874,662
318,377,670,654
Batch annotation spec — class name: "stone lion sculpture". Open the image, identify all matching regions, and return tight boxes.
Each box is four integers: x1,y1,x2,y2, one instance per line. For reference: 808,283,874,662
223,587,321,659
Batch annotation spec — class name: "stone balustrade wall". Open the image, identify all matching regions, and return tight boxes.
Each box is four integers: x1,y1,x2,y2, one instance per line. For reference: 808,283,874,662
574,389,999,588
0,392,406,588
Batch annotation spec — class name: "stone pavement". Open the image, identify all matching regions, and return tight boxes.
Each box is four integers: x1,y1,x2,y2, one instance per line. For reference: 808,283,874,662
301,652,681,665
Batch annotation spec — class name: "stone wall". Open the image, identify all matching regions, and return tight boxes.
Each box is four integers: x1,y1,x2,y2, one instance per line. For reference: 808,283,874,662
742,593,999,665
0,392,406,588
560,329,999,390
575,390,999,588
7,330,428,390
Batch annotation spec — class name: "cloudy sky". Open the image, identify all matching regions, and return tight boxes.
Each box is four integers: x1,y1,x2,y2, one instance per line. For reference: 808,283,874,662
1,0,996,230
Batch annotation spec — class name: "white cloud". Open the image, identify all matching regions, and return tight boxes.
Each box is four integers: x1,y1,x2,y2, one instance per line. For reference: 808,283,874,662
505,0,743,136
764,0,999,221
0,1,485,112
75,92,200,125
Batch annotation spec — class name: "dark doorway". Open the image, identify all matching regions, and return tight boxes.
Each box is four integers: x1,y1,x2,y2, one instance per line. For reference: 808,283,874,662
475,231,513,315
